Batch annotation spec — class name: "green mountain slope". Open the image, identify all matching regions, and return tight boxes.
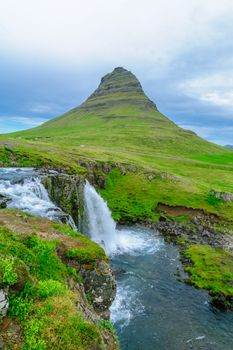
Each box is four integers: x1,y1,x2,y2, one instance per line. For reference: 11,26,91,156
9,67,230,158
0,67,233,221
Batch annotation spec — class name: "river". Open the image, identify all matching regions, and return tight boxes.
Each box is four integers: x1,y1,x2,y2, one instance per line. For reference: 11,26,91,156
1,168,233,350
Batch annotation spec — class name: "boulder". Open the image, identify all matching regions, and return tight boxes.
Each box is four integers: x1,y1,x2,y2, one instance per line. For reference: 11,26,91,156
0,195,9,209
0,289,9,317
210,190,233,202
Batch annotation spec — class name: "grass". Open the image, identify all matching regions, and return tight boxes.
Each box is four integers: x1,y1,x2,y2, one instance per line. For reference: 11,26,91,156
183,245,233,299
99,169,233,222
0,211,117,349
65,243,106,264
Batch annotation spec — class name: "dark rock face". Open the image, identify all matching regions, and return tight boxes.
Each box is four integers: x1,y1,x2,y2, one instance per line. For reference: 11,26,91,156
80,260,116,320
43,174,84,227
79,66,157,111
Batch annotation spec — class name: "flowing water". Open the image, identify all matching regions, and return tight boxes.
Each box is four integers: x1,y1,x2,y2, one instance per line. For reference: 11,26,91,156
84,181,233,350
1,170,232,349
0,168,76,229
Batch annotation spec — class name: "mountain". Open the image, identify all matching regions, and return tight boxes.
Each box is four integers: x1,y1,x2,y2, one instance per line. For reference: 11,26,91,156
225,145,233,149
0,66,233,222
10,67,228,157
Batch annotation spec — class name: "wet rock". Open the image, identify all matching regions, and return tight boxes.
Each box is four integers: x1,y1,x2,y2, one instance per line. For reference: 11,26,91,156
0,289,9,317
211,293,233,311
0,195,9,209
42,174,84,227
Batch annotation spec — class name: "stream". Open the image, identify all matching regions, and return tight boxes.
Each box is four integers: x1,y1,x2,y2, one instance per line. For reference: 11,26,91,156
1,168,233,350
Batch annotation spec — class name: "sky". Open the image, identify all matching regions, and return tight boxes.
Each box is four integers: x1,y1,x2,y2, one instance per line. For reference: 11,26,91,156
0,0,233,145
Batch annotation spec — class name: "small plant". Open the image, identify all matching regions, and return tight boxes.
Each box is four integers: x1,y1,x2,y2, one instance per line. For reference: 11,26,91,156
35,279,66,299
23,319,47,350
0,256,18,285
67,266,83,283
99,319,114,331
86,293,93,305
99,319,118,342
9,295,33,322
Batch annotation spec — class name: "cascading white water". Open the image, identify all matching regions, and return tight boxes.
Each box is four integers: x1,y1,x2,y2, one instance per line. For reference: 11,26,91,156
83,181,162,256
0,168,77,230
83,180,119,254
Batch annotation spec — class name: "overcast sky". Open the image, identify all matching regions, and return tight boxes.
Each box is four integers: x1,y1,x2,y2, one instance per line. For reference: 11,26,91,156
1,0,233,145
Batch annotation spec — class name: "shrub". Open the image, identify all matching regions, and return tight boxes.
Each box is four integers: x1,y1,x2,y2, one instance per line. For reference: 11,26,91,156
36,280,66,299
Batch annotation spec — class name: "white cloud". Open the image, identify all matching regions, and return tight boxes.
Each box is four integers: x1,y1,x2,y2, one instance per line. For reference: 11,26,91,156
11,116,45,126
0,116,46,127
201,91,233,107
1,0,233,69
29,104,53,114
179,72,233,110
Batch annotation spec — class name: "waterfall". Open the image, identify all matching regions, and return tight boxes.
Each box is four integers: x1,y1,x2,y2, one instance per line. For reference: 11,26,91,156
0,168,77,230
83,181,161,256
83,180,119,254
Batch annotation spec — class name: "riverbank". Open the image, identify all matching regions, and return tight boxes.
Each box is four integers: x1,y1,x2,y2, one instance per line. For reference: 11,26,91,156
146,217,233,310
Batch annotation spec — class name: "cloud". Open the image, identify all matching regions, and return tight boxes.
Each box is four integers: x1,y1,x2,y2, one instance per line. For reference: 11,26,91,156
201,91,233,107
28,104,53,114
10,116,46,126
0,115,46,127
179,72,233,111
1,0,233,68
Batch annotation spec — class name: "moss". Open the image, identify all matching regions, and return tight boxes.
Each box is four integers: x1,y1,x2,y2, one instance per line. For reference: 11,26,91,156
183,244,233,298
65,241,106,264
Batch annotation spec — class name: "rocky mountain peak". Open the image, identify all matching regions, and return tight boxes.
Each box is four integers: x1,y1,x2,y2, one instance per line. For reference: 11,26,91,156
82,67,157,110
89,67,143,99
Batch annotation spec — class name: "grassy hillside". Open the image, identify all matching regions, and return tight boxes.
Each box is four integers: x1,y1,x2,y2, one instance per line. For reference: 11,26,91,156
0,67,233,222
5,67,231,158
